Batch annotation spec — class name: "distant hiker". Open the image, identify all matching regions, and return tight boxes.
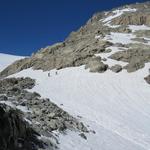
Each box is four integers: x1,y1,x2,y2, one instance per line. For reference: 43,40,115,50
55,71,58,75
48,72,50,77
149,68,150,74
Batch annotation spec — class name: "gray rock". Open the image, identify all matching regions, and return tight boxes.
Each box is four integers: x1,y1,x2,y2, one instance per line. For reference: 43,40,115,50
0,95,8,101
85,57,108,73
79,133,87,140
131,38,148,43
110,65,122,73
109,47,150,72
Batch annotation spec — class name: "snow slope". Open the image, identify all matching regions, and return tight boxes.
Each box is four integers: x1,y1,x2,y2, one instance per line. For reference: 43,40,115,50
0,53,24,71
10,64,150,150
7,24,150,150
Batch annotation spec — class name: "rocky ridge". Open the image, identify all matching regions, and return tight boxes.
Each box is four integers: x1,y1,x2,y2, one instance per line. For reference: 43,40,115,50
1,2,150,79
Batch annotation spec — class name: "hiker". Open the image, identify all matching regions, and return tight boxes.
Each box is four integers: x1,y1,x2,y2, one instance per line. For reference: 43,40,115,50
48,72,50,77
55,71,58,75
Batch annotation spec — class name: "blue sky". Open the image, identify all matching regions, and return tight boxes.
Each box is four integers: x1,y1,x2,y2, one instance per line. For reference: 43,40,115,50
0,0,148,56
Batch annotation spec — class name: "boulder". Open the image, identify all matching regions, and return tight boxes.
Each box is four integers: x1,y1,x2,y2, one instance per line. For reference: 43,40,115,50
85,57,108,73
110,65,122,73
144,74,150,84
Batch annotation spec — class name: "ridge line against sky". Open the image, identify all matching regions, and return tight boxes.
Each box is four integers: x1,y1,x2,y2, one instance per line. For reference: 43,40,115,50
0,0,148,56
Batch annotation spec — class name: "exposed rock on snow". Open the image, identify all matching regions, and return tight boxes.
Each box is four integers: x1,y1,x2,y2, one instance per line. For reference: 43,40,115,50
85,57,108,73
110,64,122,73
109,48,150,72
144,74,150,84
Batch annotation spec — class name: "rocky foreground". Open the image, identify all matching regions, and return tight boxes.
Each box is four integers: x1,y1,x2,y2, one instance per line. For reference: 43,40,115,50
0,77,88,150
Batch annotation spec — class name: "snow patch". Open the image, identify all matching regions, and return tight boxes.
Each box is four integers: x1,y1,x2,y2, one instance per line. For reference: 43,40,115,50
104,32,136,44
102,8,136,23
95,46,128,67
129,25,150,32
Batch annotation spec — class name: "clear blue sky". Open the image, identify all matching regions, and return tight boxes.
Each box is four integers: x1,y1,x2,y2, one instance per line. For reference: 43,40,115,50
0,0,148,56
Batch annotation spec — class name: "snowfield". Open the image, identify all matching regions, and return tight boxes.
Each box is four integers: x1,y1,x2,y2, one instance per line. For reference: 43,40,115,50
9,64,150,150
0,53,24,71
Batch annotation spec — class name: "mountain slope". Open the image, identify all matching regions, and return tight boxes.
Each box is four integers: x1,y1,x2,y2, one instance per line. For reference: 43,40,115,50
1,1,150,150
1,2,150,77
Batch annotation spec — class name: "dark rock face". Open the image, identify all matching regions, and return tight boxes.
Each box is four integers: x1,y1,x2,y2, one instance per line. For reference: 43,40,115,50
144,75,150,84
0,103,44,150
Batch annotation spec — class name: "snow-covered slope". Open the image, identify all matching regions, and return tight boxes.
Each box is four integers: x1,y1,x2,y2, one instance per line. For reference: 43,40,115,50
9,25,150,150
0,53,23,71
10,64,150,150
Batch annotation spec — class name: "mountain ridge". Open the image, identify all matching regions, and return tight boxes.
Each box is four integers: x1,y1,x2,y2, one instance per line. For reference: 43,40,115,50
1,1,150,78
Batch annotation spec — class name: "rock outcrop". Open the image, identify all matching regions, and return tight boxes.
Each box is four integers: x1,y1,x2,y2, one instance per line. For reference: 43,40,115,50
110,64,122,73
111,12,150,26
85,57,108,73
109,47,150,72
0,40,112,78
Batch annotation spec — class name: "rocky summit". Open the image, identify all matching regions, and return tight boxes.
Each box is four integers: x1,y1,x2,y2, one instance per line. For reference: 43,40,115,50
1,1,150,150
